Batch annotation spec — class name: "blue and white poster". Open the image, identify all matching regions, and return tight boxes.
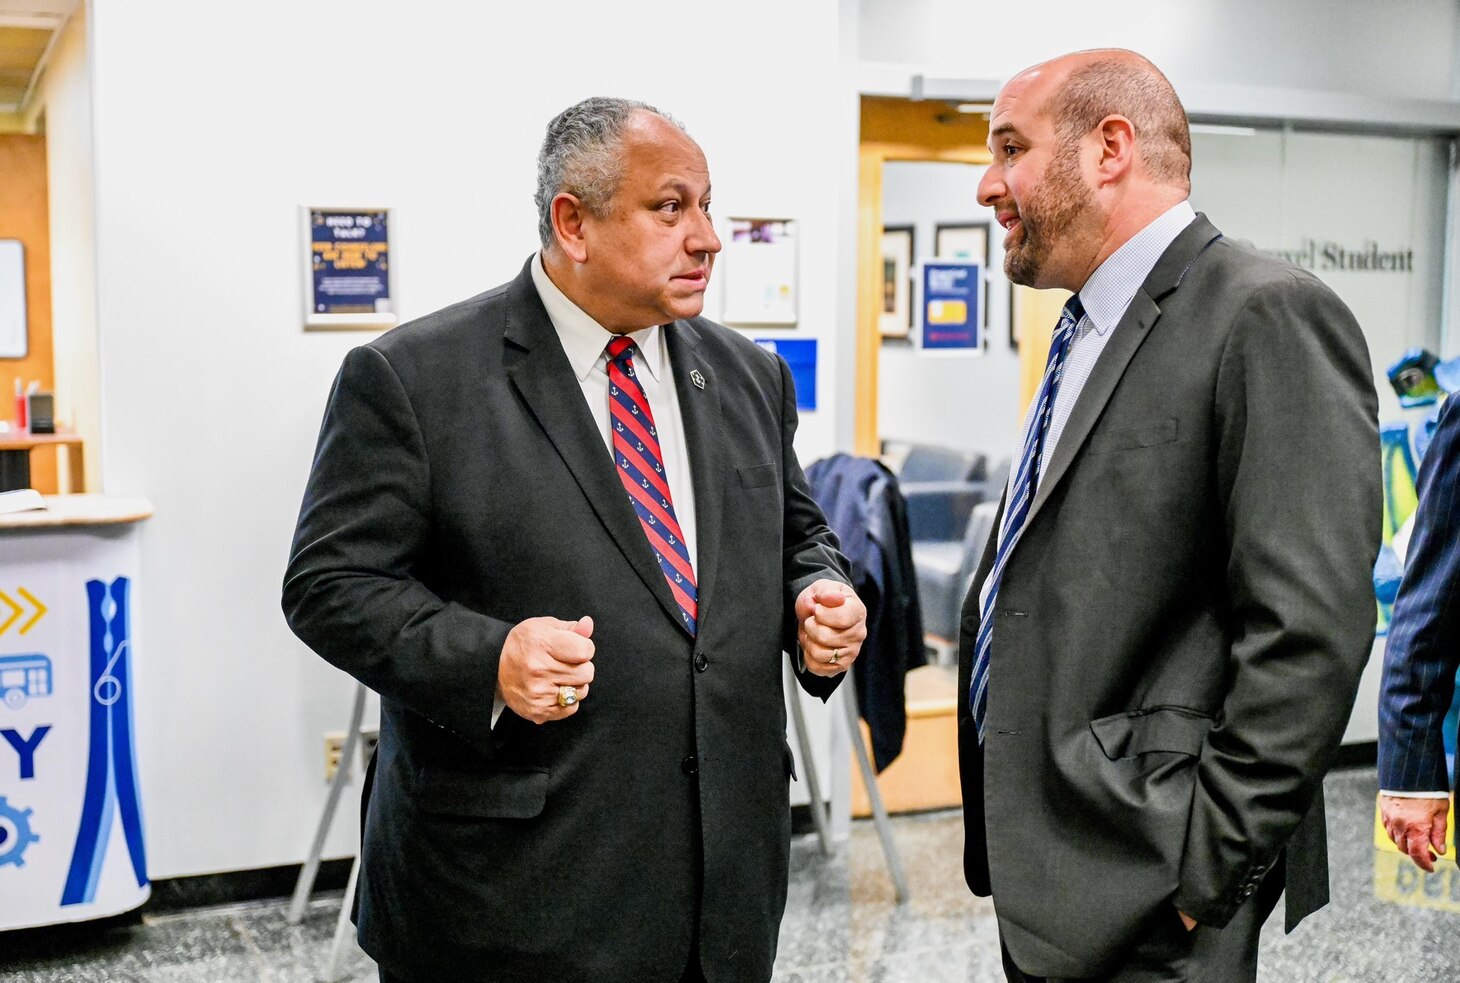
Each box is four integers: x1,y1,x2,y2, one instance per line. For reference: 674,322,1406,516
304,207,397,330
754,339,817,411
0,532,149,931
917,260,982,354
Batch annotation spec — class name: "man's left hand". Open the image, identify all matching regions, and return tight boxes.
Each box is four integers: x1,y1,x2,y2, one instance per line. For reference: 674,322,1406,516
1381,794,1450,872
795,579,867,677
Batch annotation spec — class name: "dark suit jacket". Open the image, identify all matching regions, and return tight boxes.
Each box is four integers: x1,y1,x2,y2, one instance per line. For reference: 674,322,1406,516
955,215,1381,978
1379,394,1460,792
805,453,926,771
282,259,849,983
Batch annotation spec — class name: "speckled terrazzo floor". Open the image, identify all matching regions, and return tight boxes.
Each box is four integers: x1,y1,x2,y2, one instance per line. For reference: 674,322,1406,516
2,768,1455,982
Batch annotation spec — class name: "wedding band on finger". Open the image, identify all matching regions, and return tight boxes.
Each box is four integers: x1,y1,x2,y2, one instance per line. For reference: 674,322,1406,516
829,647,842,665
557,685,578,708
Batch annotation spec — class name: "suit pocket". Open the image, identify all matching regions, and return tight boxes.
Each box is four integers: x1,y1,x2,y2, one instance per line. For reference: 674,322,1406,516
739,462,778,488
1090,706,1212,760
1087,418,1179,454
417,764,549,819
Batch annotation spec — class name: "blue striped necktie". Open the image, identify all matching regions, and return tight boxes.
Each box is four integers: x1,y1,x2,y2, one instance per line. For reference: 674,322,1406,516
969,295,1084,741
605,336,698,635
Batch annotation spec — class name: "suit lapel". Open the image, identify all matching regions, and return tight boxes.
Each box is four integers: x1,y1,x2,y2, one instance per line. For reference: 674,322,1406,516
665,321,724,635
1022,215,1224,532
502,265,687,633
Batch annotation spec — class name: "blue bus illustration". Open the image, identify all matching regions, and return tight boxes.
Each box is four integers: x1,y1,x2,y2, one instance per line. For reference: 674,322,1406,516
0,654,52,710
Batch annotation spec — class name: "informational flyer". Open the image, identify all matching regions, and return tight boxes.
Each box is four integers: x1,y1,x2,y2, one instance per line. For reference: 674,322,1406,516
917,260,982,354
722,218,797,326
303,208,397,329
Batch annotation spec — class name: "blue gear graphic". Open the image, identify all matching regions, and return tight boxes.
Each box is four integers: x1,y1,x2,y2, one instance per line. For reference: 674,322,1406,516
0,795,39,868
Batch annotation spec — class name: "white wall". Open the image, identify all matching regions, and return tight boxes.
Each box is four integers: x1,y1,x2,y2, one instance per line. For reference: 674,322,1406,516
878,160,1022,458
859,0,1460,102
41,3,99,493
85,0,844,878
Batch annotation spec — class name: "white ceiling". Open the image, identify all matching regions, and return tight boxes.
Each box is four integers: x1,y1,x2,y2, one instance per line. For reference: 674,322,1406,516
0,0,80,114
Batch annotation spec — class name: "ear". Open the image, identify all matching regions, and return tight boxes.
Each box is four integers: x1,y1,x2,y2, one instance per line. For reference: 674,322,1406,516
550,192,590,264
1093,114,1137,185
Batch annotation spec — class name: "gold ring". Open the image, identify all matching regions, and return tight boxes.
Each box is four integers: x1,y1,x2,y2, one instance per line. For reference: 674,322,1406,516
557,685,578,708
829,648,842,665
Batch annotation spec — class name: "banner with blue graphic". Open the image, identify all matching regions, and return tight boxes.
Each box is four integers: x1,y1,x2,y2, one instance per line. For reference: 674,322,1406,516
62,578,147,905
0,526,149,930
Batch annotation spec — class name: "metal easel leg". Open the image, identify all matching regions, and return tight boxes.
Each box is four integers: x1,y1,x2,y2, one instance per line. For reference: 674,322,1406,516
839,680,909,903
784,661,834,856
323,854,362,982
287,682,367,925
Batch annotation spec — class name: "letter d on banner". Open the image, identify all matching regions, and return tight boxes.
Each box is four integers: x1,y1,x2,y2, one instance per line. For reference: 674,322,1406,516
61,578,148,906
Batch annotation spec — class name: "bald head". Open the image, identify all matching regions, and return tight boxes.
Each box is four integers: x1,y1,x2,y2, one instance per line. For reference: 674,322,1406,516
1036,49,1191,192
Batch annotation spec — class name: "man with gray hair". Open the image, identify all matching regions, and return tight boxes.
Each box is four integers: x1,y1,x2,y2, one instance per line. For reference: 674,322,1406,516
958,50,1378,981
284,96,866,982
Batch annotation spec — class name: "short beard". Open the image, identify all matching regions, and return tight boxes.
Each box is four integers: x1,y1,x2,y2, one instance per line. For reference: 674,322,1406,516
1003,142,1098,287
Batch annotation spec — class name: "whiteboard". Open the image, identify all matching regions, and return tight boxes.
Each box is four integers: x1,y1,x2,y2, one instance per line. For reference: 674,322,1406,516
0,240,25,359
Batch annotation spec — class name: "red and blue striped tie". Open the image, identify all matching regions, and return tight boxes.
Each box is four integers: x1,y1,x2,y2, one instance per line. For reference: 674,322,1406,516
606,336,698,635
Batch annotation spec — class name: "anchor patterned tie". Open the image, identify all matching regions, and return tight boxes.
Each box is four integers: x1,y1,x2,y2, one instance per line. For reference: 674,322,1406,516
606,336,698,635
969,295,1084,741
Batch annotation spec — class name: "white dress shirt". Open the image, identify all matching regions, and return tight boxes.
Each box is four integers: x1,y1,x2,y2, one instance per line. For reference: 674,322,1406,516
530,253,699,567
980,200,1197,614
490,256,700,725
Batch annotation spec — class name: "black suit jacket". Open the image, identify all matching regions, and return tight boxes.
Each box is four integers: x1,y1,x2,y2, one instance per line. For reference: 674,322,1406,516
956,216,1381,978
283,259,849,982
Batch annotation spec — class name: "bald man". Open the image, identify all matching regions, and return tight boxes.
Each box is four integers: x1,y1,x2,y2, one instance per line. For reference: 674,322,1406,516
955,51,1379,981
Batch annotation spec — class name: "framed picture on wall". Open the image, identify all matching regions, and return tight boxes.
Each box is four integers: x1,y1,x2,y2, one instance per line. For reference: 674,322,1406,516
934,221,989,267
301,206,398,330
935,222,991,329
1010,283,1023,352
0,240,26,359
721,217,798,326
879,225,915,339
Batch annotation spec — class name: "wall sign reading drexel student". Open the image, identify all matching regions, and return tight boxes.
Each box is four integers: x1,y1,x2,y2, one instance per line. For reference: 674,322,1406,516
916,260,982,354
302,207,397,330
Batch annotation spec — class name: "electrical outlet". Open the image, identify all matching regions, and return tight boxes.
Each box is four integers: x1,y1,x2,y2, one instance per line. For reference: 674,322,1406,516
323,731,347,783
359,729,379,770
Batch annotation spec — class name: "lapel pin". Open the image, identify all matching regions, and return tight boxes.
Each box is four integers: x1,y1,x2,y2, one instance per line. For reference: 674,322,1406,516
691,370,706,390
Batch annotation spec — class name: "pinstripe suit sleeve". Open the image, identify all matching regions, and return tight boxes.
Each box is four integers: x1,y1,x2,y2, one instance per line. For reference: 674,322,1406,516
1378,394,1460,792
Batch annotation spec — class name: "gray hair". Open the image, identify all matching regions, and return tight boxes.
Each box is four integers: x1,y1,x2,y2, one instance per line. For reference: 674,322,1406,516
534,96,683,248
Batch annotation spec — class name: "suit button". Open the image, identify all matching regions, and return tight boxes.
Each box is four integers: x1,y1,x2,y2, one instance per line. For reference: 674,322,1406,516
681,755,698,775
694,653,708,672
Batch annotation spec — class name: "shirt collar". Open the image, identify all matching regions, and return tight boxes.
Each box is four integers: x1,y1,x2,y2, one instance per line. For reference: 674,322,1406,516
1077,200,1196,337
530,252,663,382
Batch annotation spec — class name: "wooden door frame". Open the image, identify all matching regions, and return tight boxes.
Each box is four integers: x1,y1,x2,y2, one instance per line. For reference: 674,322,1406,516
855,97,992,455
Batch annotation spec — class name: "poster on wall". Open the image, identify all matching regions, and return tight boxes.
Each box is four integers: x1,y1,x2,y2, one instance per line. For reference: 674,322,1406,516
879,225,914,339
0,241,26,359
916,260,982,354
721,218,797,326
753,338,817,410
302,207,397,330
